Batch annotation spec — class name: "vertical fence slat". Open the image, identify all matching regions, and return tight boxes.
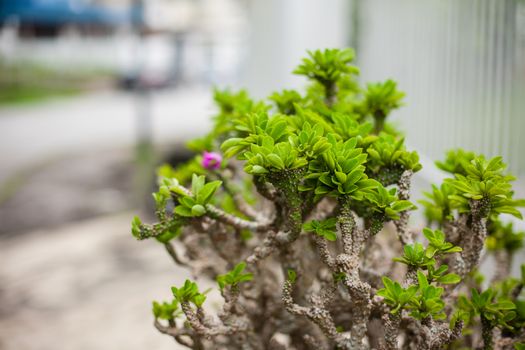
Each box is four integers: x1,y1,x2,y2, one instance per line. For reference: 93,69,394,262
358,0,524,176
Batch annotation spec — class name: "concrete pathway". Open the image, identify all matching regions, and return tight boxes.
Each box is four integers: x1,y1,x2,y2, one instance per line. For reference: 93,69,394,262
0,213,221,350
0,88,213,185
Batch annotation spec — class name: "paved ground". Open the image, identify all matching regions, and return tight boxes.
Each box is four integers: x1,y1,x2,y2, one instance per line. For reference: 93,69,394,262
0,149,136,235
0,87,213,185
0,213,222,350
0,88,218,349
0,87,212,234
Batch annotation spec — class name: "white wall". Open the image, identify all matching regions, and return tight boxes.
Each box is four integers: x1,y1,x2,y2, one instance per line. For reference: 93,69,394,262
241,0,351,97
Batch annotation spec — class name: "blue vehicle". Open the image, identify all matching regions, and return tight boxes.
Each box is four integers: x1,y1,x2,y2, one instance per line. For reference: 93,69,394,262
0,0,139,33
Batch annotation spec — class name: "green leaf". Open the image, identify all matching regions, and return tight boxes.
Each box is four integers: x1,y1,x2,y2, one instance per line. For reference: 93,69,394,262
174,205,193,217
356,179,379,190
335,171,347,184
417,271,429,289
193,294,206,307
266,153,285,169
514,343,525,350
345,168,364,185
251,165,268,174
131,216,142,238
425,246,438,259
238,273,254,283
191,174,206,195
445,246,463,253
191,204,206,216
232,262,247,276
180,196,196,208
381,277,396,294
391,200,416,212
216,262,253,290
322,230,337,241
221,137,241,148
493,300,516,310
196,180,222,205
385,207,400,220
156,228,182,243
436,273,461,284
287,269,297,283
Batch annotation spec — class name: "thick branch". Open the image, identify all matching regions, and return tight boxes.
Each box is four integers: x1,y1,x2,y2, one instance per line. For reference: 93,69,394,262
171,183,271,231
481,316,494,350
164,242,188,266
214,169,267,222
205,204,271,231
180,302,249,338
245,230,279,264
459,199,489,276
394,170,414,245
154,319,195,348
381,312,400,350
338,197,355,255
324,81,338,108
282,280,352,347
313,234,336,270
491,250,511,284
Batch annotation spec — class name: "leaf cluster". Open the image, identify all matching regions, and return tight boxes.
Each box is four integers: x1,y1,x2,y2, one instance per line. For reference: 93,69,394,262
446,155,523,218
270,89,303,115
174,174,222,217
435,149,476,175
300,136,378,199
457,288,517,329
426,264,461,284
419,183,455,225
188,89,270,152
288,122,332,159
422,152,524,224
408,271,446,320
303,218,338,241
242,136,308,175
363,185,416,221
216,262,253,290
486,220,525,253
366,134,422,178
220,113,288,158
361,80,405,119
293,48,358,88
393,242,435,268
330,112,375,141
393,228,461,269
171,280,207,307
377,277,418,314
378,271,458,320
152,300,182,321
423,228,462,257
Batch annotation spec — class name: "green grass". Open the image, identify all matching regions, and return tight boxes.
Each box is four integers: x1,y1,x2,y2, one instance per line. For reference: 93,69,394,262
0,60,115,106
0,84,82,105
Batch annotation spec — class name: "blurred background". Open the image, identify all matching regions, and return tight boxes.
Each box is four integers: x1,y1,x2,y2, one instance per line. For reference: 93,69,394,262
0,0,524,349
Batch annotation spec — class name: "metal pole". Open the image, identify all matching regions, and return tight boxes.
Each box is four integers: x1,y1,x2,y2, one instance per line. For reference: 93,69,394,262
132,0,155,208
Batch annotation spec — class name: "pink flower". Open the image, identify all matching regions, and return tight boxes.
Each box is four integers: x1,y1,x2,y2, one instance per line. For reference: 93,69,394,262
201,151,222,170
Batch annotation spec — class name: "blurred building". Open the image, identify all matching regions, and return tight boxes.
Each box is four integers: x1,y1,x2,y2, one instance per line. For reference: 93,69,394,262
1,0,523,177
0,0,247,86
0,0,132,37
